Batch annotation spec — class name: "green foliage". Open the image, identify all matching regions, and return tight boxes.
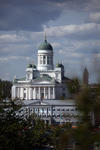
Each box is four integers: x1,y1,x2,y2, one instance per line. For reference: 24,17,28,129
76,86,93,122
0,79,12,100
0,103,50,150
67,77,80,96
73,85,100,150
0,79,100,150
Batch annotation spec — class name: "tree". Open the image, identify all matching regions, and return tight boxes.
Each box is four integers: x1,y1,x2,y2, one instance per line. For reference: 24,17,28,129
0,79,12,100
67,77,80,98
72,85,100,150
0,101,50,150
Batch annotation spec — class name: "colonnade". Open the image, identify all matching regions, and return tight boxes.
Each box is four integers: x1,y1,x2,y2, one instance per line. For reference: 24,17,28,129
14,86,55,100
38,55,53,65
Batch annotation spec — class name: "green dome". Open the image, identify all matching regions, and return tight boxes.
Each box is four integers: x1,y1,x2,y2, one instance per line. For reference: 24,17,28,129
27,64,33,68
27,64,36,68
39,40,53,50
32,64,36,68
56,63,64,68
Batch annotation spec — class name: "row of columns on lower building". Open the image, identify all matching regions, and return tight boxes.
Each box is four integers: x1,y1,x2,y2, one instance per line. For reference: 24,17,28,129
15,86,55,100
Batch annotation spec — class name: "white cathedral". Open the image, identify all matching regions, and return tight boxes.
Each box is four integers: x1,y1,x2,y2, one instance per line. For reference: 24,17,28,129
12,36,70,100
11,36,78,125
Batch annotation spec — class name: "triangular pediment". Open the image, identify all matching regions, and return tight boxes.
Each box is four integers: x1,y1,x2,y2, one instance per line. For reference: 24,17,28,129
33,74,55,84
28,100,50,106
34,80,52,84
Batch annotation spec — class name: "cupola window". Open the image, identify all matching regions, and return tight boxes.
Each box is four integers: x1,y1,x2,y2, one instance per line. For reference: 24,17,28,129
43,56,46,64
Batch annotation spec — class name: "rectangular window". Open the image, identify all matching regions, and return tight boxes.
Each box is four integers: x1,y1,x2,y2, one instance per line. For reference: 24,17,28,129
71,109,74,111
43,56,46,64
66,109,69,111
57,109,60,111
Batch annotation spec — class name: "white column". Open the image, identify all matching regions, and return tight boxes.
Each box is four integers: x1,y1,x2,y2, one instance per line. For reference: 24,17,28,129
26,88,27,100
44,87,46,99
27,88,29,99
53,87,55,99
26,88,29,100
16,87,17,98
12,86,16,99
38,55,40,65
48,87,51,99
19,88,20,98
42,56,43,64
29,88,32,99
34,87,36,99
22,88,24,99
39,87,41,99
31,88,33,99
46,56,47,65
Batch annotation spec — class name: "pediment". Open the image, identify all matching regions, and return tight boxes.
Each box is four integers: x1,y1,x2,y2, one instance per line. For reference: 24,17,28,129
28,100,50,106
34,80,52,84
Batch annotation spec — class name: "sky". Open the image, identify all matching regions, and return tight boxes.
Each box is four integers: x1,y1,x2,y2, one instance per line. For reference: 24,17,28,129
0,0,100,82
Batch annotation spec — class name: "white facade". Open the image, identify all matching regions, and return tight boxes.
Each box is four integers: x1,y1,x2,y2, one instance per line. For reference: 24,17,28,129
16,100,79,125
12,38,70,100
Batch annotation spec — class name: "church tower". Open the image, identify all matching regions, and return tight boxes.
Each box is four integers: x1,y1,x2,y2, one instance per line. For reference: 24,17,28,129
83,67,89,85
37,34,53,71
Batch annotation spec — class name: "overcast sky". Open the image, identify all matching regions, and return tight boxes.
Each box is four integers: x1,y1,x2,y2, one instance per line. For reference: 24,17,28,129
0,0,100,82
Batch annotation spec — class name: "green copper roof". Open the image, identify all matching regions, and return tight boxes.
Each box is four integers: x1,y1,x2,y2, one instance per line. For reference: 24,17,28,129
27,64,36,68
56,63,64,68
14,77,26,82
27,64,33,68
34,74,53,82
32,64,36,68
38,40,53,50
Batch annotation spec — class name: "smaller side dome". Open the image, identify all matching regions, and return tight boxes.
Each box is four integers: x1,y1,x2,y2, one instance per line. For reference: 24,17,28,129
27,64,36,69
27,64,33,68
32,64,36,69
56,63,64,68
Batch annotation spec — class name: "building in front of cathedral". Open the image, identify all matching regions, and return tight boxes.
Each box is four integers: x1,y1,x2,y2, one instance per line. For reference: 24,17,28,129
12,37,70,100
12,36,79,125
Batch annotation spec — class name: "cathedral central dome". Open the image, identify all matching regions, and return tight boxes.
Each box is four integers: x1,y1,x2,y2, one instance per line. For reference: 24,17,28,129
38,39,53,50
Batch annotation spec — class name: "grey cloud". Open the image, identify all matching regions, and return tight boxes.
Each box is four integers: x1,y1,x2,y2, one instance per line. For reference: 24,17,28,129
87,12,100,23
0,0,63,31
44,23,100,40
0,0,100,31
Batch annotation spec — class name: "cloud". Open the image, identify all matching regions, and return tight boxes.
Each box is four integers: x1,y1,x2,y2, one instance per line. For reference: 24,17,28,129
85,0,100,11
52,42,61,48
88,12,100,23
0,0,63,31
44,23,100,39
0,0,100,31
0,0,100,81
0,56,31,62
